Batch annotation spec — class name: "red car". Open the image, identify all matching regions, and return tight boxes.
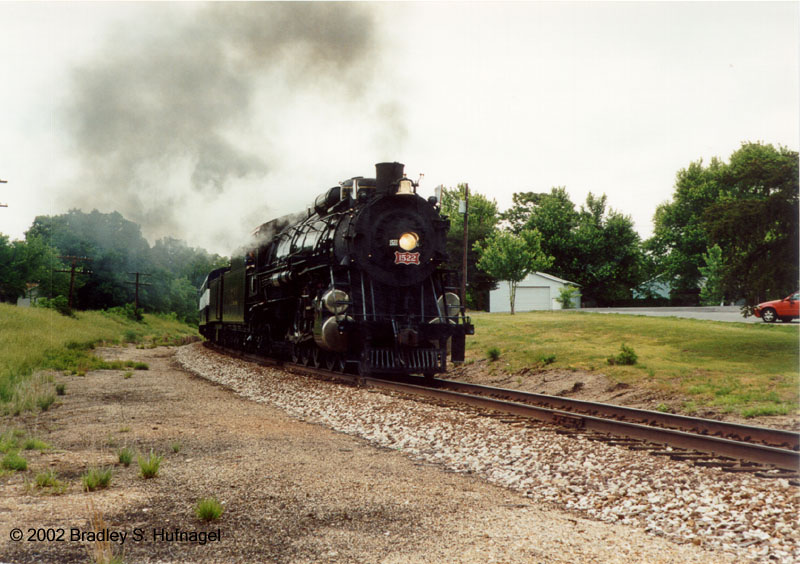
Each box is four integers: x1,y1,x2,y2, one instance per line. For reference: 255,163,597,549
753,292,799,323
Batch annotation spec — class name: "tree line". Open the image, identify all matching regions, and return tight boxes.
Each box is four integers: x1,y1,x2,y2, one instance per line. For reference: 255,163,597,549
1,141,796,319
443,142,798,311
0,209,227,323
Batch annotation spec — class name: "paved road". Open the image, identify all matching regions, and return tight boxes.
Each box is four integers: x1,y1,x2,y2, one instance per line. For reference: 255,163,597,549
580,306,798,324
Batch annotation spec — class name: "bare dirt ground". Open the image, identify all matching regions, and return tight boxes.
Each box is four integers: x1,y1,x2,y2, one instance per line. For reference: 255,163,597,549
448,359,800,431
0,345,749,563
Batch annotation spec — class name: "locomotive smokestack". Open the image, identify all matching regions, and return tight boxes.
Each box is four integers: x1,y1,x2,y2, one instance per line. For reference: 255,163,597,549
375,162,405,195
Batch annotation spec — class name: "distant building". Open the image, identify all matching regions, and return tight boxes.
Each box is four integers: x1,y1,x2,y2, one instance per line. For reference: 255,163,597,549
489,272,581,313
16,283,41,308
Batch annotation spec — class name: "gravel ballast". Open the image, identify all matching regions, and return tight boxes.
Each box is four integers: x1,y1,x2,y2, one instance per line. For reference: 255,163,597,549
177,344,799,564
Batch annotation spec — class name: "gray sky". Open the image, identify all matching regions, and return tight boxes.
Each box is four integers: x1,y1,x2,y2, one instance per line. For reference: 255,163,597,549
0,2,797,256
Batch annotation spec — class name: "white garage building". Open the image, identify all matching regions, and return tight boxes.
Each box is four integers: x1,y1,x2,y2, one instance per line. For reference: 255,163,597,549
489,272,581,312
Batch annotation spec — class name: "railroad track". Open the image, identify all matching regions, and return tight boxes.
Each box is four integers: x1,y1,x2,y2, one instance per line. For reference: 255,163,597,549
206,343,800,480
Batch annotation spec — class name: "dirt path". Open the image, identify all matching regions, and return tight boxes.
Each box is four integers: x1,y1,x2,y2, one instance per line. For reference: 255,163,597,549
0,345,736,563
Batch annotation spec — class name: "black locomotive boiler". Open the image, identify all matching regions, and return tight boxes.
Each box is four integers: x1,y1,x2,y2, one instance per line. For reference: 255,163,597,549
198,162,474,377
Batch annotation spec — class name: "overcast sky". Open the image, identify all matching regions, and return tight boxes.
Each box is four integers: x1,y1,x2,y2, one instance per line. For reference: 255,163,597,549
0,2,797,256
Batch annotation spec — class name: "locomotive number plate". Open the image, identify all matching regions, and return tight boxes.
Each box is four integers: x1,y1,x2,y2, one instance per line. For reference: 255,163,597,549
394,251,421,265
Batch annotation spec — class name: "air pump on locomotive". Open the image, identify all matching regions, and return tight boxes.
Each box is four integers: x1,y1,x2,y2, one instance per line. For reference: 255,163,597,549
198,162,474,377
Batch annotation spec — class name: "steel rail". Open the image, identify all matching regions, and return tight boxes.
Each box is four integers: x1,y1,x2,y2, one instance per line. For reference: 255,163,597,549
361,377,800,472
203,343,799,472
426,378,800,451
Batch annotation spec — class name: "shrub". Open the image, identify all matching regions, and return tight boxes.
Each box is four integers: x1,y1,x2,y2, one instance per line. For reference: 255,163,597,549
556,285,580,309
486,347,501,361
82,467,113,491
2,452,28,471
118,447,134,467
195,497,224,521
55,383,66,395
37,295,74,317
138,451,162,479
607,343,638,366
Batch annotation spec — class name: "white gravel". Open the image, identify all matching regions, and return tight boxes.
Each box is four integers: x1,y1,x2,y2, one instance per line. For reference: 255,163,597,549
177,344,799,564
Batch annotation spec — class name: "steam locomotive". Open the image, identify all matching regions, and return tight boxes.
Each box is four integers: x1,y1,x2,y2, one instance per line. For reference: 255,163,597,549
198,162,473,377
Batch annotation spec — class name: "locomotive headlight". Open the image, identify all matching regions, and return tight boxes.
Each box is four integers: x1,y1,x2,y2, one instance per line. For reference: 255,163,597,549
398,232,419,251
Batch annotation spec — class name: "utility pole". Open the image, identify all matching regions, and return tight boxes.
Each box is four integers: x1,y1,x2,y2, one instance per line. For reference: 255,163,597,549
460,183,469,308
127,272,151,312
0,179,7,207
55,256,93,309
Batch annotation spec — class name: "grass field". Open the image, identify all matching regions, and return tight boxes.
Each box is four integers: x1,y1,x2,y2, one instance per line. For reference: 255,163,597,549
0,303,198,415
466,311,799,418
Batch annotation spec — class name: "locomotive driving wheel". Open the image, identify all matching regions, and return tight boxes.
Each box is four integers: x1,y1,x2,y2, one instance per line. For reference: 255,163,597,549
300,343,312,366
325,352,345,373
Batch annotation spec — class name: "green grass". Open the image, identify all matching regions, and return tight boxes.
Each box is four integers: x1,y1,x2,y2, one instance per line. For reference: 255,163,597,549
138,451,163,479
23,438,49,451
82,467,113,491
117,447,134,467
194,497,224,521
467,311,799,417
33,469,66,493
0,303,198,415
2,452,28,471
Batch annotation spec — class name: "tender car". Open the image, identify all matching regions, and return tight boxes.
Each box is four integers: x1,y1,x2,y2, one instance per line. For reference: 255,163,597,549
753,292,799,323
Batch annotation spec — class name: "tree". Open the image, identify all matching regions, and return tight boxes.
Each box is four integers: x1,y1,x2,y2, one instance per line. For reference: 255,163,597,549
646,142,798,305
702,143,798,304
474,229,553,314
644,159,723,298
0,234,66,303
699,244,725,305
439,185,500,310
502,188,645,305
25,209,228,320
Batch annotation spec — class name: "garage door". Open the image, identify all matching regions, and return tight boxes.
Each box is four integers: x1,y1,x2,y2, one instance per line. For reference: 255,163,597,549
515,286,551,311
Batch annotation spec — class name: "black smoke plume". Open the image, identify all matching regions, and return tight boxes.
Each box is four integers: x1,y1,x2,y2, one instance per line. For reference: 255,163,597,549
61,3,377,252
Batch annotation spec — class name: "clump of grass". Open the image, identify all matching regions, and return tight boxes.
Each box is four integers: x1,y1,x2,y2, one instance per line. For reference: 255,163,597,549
123,371,133,379
2,452,28,471
123,329,139,343
33,469,66,494
655,403,671,413
131,362,148,371
607,343,638,366
539,353,556,365
195,497,224,521
23,438,49,451
742,404,792,418
35,469,59,487
55,383,66,395
118,447,134,467
82,467,113,491
36,394,56,411
486,347,501,361
138,451,162,479
171,442,182,453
